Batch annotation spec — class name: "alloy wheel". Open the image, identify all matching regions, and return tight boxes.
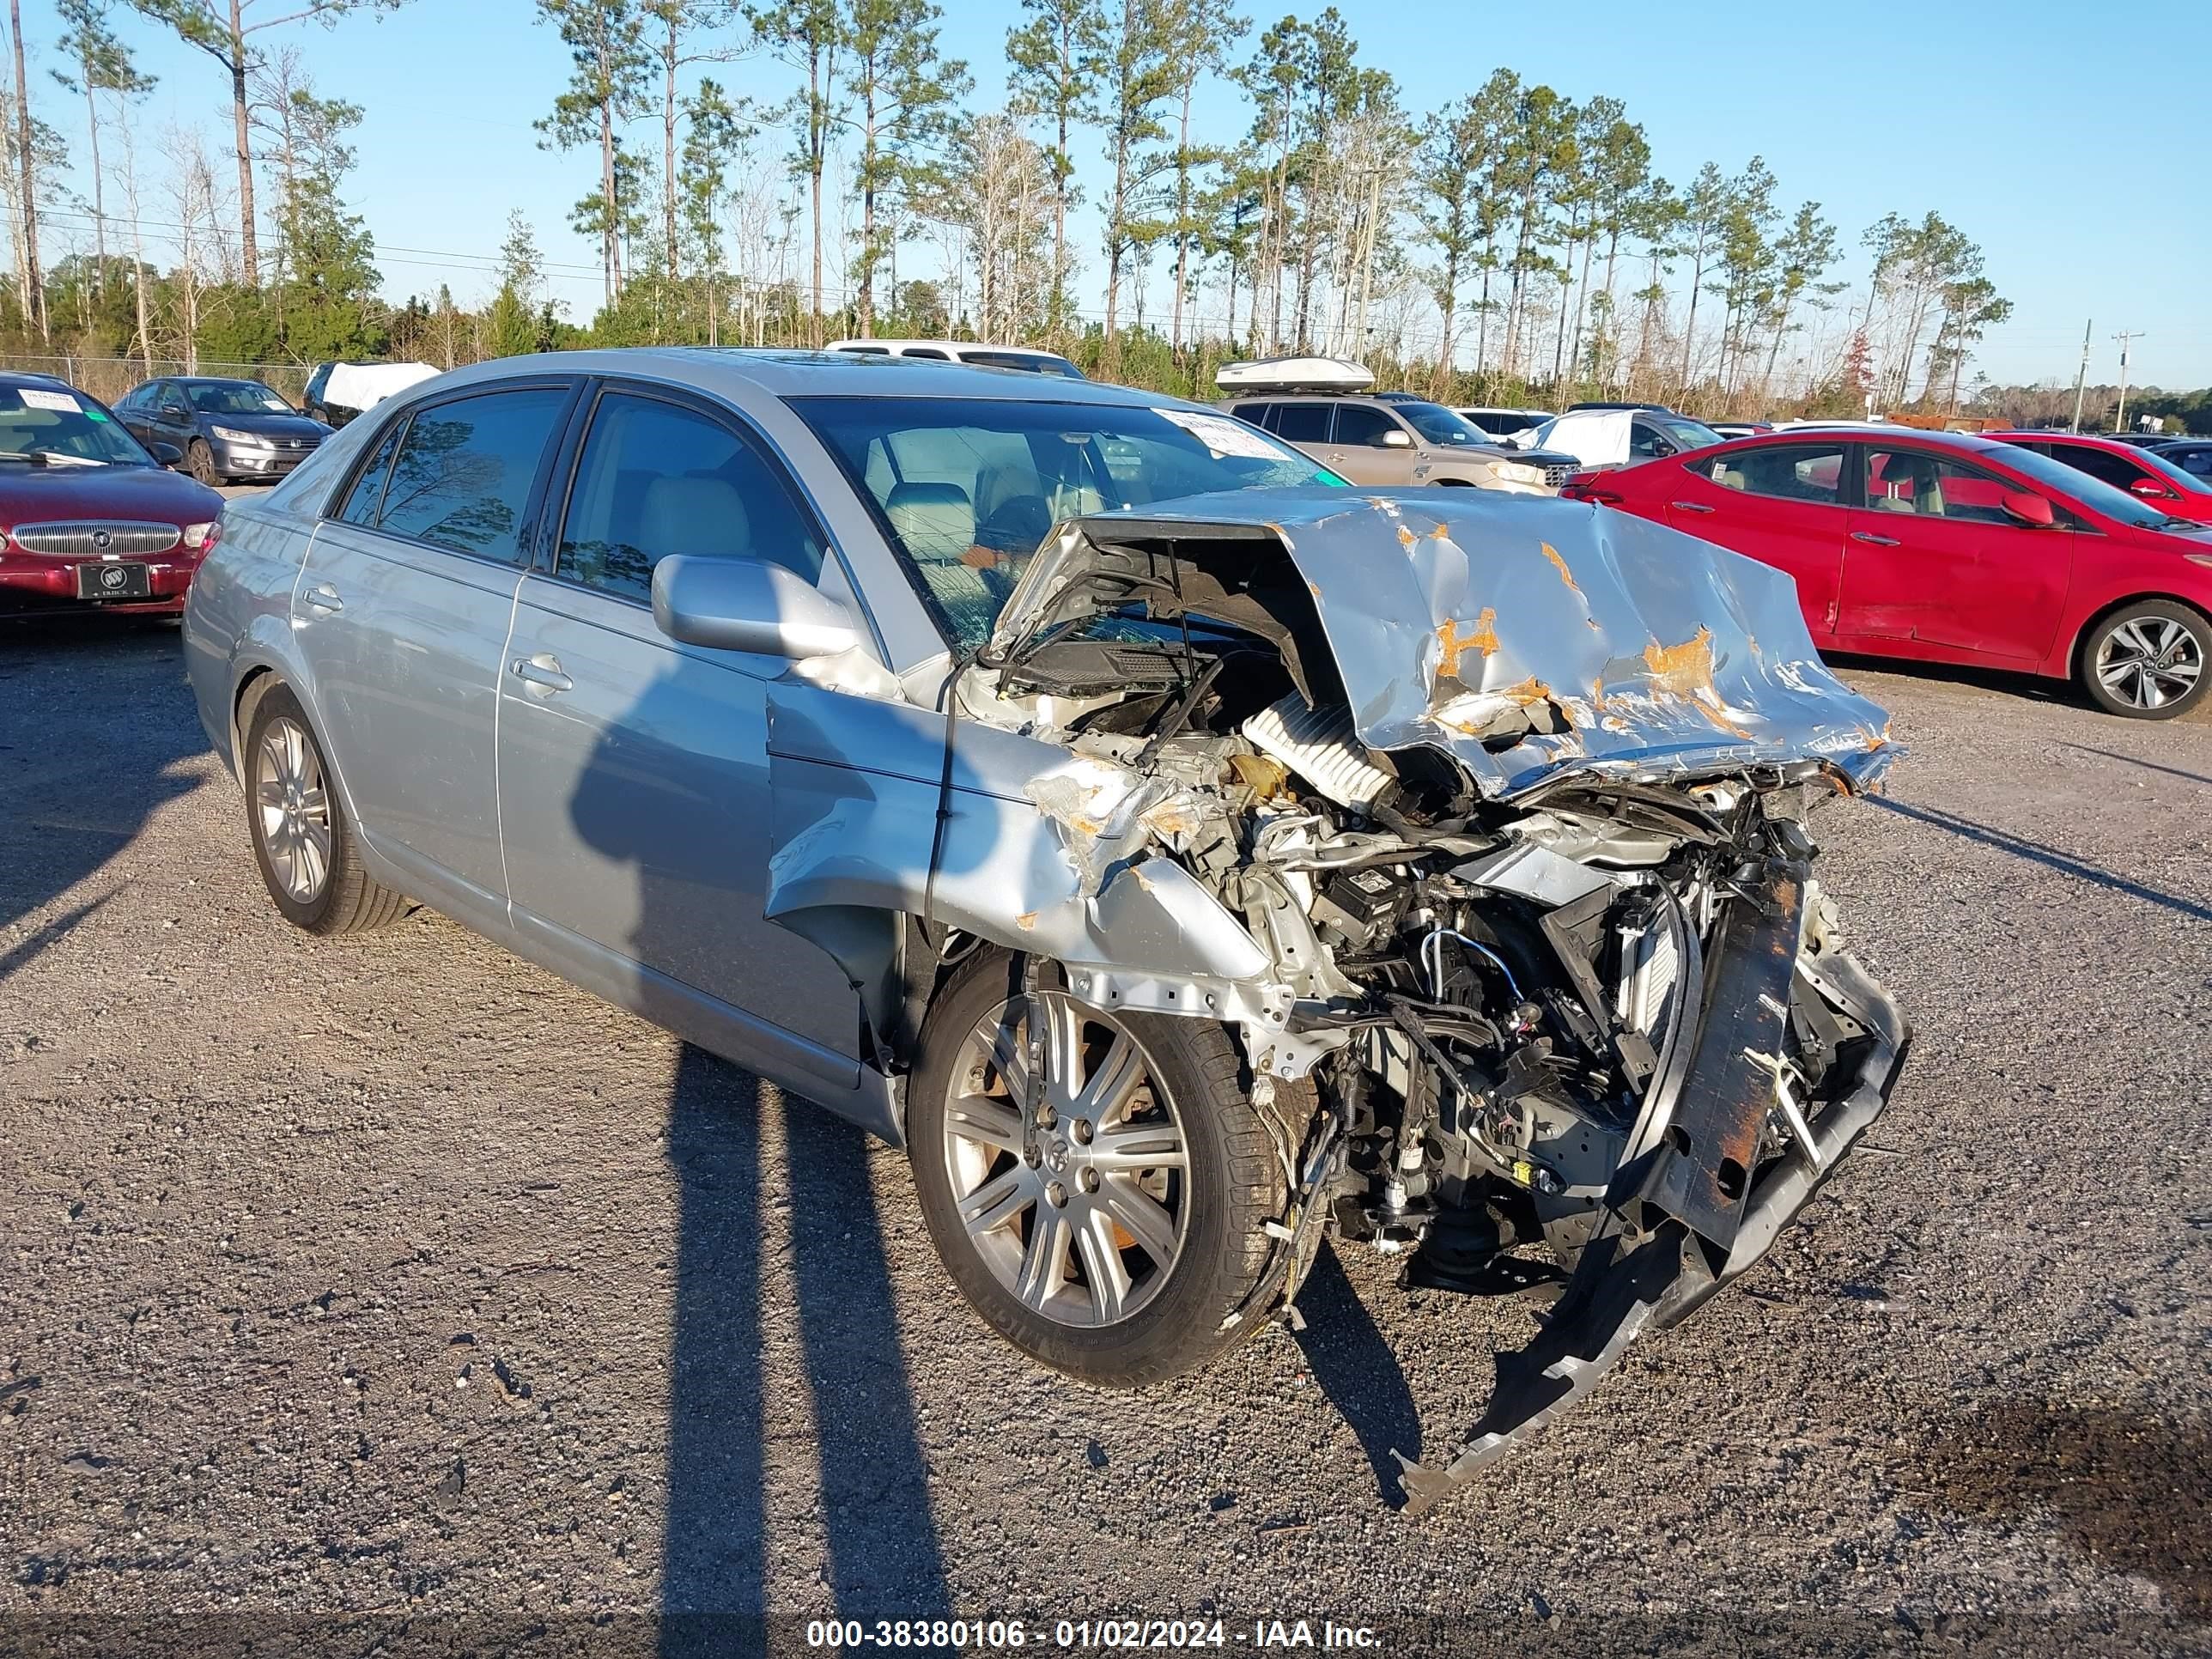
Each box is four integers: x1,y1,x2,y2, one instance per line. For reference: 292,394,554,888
253,716,333,903
2096,615,2203,711
941,993,1188,1328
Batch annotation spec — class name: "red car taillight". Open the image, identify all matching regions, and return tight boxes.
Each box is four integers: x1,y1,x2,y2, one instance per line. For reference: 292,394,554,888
1560,470,1623,505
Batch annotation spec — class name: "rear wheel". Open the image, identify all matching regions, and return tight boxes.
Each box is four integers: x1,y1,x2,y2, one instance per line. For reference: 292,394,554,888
2079,599,2209,719
243,686,409,934
907,951,1294,1387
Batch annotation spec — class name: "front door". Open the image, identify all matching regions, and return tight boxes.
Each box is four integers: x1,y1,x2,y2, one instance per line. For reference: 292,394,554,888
289,380,575,906
494,383,864,1087
1671,441,1851,638
1837,446,2073,661
1324,403,1417,485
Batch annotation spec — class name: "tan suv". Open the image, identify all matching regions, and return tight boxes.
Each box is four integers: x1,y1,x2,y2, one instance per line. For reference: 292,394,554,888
1221,393,1554,493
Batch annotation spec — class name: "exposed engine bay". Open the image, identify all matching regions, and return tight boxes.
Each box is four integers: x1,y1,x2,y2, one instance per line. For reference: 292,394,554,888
761,490,1911,1512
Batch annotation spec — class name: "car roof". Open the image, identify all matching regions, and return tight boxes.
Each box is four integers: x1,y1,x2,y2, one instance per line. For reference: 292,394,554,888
0,369,74,389
1985,429,2147,449
1735,424,2013,457
376,346,1185,410
174,374,271,386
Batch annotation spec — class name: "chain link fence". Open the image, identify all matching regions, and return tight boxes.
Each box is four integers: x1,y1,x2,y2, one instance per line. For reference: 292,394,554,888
0,355,319,407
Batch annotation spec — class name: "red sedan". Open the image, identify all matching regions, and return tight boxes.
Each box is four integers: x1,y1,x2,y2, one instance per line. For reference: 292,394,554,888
0,372,225,619
1562,427,2212,718
1986,429,2212,526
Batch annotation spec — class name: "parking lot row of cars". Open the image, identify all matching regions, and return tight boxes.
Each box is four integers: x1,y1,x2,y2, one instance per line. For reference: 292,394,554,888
3,351,2209,722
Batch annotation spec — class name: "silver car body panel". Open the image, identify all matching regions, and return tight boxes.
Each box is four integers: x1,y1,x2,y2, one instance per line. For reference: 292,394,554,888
989,489,1900,801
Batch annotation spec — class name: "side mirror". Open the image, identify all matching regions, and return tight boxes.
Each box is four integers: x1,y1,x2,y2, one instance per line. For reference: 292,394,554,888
2130,477,2170,498
150,441,183,465
651,555,859,660
1378,428,1413,448
2001,490,2056,528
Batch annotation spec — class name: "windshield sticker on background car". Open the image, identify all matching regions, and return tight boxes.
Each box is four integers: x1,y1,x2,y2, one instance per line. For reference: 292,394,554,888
1154,407,1285,460
20,388,82,412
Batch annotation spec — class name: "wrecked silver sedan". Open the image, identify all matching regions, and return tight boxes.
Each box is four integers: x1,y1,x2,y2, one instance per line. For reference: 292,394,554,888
184,352,1907,1510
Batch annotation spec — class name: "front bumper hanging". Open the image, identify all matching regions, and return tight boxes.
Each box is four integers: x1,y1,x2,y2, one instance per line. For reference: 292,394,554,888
1395,866,1912,1516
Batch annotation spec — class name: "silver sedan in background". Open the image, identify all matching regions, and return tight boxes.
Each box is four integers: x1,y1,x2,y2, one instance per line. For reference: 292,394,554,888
185,349,1907,1510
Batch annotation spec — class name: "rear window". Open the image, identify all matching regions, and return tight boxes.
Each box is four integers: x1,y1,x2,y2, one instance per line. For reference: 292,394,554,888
961,350,1084,378
1703,442,1844,505
363,386,569,562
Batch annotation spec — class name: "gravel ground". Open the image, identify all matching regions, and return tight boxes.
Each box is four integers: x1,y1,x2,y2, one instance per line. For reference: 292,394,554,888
1,597,2207,1656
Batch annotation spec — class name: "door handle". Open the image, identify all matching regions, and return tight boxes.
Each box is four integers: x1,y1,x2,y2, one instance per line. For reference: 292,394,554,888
303,582,343,613
1850,531,1901,547
1669,501,1715,514
509,653,573,695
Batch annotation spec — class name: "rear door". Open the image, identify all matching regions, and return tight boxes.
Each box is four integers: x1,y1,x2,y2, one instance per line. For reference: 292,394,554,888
1670,441,1851,638
494,380,866,1091
1838,445,2073,661
290,379,577,907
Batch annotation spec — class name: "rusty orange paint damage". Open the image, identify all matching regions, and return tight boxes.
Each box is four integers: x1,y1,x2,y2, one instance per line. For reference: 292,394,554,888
1540,542,1580,592
1435,607,1500,677
1643,626,1755,738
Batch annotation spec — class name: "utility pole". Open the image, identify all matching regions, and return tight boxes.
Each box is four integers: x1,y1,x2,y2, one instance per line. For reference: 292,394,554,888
2069,319,2092,433
2112,329,2144,434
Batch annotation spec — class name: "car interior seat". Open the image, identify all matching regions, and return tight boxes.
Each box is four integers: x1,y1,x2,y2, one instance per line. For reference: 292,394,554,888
887,479,1000,632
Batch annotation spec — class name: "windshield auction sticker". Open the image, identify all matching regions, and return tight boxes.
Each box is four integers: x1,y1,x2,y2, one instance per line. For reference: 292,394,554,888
19,388,82,412
1154,408,1286,460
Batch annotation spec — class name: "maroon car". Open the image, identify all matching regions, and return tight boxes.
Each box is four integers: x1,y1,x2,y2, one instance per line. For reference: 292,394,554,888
0,372,225,618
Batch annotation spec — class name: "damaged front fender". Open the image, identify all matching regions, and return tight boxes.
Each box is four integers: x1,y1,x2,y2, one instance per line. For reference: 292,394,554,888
762,679,1317,1074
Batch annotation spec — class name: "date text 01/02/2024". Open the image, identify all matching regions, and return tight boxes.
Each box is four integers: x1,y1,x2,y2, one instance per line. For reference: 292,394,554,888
803,1619,1384,1650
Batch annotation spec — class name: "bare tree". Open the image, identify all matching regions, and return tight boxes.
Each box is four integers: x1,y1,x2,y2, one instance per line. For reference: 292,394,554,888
128,0,410,287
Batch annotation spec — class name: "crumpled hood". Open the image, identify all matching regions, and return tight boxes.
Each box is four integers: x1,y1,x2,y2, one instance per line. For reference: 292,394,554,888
990,488,1900,799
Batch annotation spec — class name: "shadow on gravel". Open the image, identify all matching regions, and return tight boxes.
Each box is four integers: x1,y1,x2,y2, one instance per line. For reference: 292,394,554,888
1292,1244,1419,1506
659,1045,951,1650
1866,795,2212,923
1911,1401,2211,1619
2057,742,2212,789
0,619,201,981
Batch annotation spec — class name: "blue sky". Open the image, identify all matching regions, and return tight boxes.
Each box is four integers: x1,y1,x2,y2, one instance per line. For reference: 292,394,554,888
27,0,2212,388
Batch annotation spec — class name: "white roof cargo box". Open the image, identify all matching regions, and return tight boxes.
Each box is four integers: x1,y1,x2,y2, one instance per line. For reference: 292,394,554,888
1214,356,1374,393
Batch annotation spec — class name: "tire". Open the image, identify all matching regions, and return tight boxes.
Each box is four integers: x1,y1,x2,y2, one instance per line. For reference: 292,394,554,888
241,685,409,935
907,951,1296,1387
2077,599,2210,720
187,440,222,486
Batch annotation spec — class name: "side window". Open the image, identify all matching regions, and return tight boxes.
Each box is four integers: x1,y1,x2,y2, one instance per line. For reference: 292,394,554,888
556,391,825,603
1864,451,2013,523
1231,402,1278,430
2176,448,2212,479
333,418,404,526
375,386,570,562
904,348,951,362
2060,447,2149,491
160,385,190,416
1272,403,1330,444
1629,420,1674,459
1332,404,1401,448
1703,443,1844,506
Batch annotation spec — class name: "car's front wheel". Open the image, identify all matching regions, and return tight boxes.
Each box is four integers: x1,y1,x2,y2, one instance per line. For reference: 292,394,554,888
907,951,1295,1387
187,440,222,486
243,686,409,934
2080,599,2209,719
